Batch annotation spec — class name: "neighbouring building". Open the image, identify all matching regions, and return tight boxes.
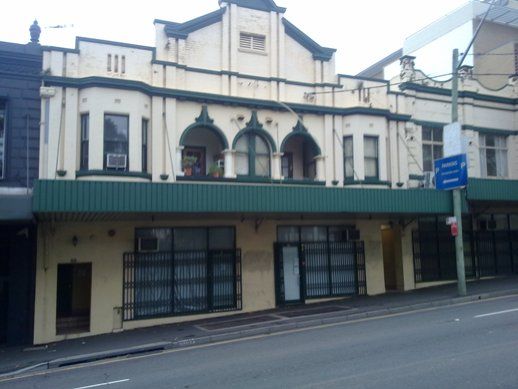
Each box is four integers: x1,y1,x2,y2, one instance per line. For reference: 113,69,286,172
0,22,42,345
31,0,518,344
358,0,518,90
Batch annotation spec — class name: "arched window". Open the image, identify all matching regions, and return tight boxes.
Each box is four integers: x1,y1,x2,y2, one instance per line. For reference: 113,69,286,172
235,133,271,177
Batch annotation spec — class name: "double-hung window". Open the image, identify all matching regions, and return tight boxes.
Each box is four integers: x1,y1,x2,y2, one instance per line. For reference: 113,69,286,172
104,114,129,171
480,134,508,177
142,118,148,173
422,127,443,172
80,114,89,170
0,101,6,179
343,136,354,181
364,136,379,180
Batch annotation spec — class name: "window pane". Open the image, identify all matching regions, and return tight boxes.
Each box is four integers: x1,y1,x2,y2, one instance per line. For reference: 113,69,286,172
433,145,443,161
328,226,348,242
365,159,378,178
136,228,172,252
235,136,248,152
209,227,234,250
510,215,518,230
497,149,508,177
422,128,432,141
486,148,497,176
235,153,249,175
255,155,270,177
174,228,207,251
432,128,442,142
277,226,299,243
301,226,327,242
255,135,269,154
364,137,378,158
495,136,507,148
104,115,128,141
423,144,432,172
485,135,495,147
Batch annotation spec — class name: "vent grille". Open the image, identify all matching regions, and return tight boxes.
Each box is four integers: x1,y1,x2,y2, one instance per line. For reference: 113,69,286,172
240,33,266,52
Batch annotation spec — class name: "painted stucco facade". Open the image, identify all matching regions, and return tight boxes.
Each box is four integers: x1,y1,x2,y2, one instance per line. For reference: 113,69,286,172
32,0,518,344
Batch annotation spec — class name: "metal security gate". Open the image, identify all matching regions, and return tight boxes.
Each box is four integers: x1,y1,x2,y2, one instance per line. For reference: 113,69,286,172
476,231,515,277
412,231,476,282
123,249,242,321
275,241,366,305
413,230,517,282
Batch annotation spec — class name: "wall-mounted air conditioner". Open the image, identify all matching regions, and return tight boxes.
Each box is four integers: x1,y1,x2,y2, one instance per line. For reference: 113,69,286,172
106,153,127,169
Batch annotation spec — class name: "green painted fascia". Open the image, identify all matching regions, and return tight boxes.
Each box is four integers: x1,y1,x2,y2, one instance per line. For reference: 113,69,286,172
160,8,226,39
75,37,155,53
462,125,518,136
338,74,389,84
400,82,518,105
41,45,80,54
412,121,518,136
344,180,391,187
224,0,287,13
282,18,336,62
43,75,410,121
76,170,152,180
151,59,343,88
467,178,518,202
33,179,454,215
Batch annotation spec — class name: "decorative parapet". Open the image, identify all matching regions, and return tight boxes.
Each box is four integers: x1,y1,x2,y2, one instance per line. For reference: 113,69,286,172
399,55,416,82
459,65,474,81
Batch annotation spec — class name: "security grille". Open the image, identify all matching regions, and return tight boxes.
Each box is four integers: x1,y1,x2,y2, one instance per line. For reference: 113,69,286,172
302,241,366,298
123,249,242,321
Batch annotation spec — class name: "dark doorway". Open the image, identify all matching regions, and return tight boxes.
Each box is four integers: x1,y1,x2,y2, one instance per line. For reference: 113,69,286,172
56,263,92,335
0,232,9,343
381,226,404,291
0,225,36,345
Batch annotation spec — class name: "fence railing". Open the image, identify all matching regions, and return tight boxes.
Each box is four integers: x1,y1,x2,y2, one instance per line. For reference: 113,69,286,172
123,249,242,321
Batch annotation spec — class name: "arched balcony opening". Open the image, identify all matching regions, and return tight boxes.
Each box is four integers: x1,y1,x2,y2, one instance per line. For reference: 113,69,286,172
280,122,321,181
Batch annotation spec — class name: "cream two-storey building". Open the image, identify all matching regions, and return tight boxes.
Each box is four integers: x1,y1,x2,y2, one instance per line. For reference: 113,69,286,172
33,0,518,344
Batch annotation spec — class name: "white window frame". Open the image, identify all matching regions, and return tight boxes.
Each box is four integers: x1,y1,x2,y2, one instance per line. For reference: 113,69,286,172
480,134,508,178
422,127,443,173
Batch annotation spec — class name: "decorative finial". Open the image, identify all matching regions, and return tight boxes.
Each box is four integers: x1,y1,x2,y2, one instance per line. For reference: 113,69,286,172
30,20,41,44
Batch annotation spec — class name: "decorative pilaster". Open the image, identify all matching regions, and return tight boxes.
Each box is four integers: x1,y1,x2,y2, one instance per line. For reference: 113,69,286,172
223,149,236,179
314,155,326,182
176,146,184,177
272,152,283,180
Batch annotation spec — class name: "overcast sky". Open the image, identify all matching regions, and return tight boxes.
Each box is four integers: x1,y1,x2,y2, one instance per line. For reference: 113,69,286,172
0,0,470,74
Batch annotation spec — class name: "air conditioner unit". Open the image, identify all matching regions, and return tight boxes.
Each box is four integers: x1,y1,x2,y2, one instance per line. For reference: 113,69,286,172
106,153,127,169
421,172,435,189
216,159,225,169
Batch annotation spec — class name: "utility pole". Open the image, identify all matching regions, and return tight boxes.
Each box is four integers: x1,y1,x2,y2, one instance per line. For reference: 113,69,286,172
449,0,496,296
450,48,467,297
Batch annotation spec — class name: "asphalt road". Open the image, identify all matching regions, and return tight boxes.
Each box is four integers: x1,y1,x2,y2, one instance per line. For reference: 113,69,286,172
2,295,518,389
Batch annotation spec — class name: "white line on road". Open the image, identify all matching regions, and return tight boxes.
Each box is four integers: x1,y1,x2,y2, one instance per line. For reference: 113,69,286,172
72,379,130,389
475,308,518,318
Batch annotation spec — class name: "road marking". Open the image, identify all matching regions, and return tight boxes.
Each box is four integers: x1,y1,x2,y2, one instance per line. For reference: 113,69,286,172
2,294,518,384
72,379,130,389
474,308,518,318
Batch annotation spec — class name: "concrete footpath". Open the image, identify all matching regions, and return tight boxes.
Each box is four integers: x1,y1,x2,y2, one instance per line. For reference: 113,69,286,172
1,276,517,378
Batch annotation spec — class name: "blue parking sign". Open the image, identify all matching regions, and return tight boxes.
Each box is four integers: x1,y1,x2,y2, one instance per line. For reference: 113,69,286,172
434,154,468,190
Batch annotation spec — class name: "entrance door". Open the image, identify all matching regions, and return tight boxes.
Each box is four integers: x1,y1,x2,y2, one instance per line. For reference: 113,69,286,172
56,263,92,335
279,245,302,303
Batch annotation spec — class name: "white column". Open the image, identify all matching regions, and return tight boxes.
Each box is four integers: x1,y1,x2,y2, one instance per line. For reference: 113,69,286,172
223,149,236,178
176,146,184,177
272,152,282,180
314,155,326,182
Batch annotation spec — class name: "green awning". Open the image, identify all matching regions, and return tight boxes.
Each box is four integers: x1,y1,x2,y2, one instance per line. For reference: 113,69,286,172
33,179,454,216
